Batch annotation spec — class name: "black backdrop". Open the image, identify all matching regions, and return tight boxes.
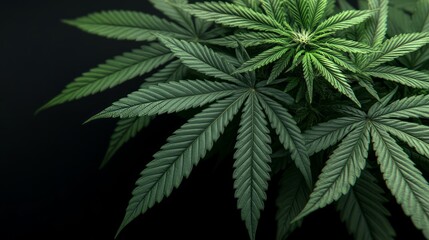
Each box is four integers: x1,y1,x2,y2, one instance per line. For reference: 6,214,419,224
0,1,425,239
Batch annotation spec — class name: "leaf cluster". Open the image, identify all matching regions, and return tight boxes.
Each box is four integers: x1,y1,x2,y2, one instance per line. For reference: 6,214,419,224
39,0,429,239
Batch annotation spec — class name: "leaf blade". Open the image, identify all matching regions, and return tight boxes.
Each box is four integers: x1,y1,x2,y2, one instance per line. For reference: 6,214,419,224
116,92,248,236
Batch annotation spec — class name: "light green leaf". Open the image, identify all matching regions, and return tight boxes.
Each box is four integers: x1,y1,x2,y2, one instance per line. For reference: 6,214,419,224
296,122,370,219
308,0,327,29
276,167,310,240
258,94,312,187
101,116,151,168
233,0,260,11
38,44,174,112
90,80,242,120
366,66,429,89
158,36,244,85
286,0,310,28
236,46,290,73
206,32,281,48
64,11,189,41
371,125,429,238
116,92,248,236
233,93,272,240
302,53,314,103
315,10,374,35
320,38,373,53
261,0,285,23
185,1,284,33
337,170,395,240
268,54,292,83
309,53,361,106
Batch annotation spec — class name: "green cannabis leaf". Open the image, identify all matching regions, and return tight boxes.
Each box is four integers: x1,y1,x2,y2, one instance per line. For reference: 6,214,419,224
39,0,429,239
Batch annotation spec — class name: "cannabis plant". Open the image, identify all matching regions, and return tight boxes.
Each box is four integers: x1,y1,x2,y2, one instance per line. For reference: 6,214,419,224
39,0,429,239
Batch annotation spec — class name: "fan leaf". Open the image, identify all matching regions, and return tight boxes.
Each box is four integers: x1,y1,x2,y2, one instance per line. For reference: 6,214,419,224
38,44,174,112
90,80,242,120
372,94,429,119
116,92,248,236
261,0,286,23
236,46,290,73
315,10,374,35
276,167,310,240
360,0,388,47
337,170,395,240
158,36,244,85
64,10,190,41
296,122,370,219
185,1,284,33
149,0,195,34
304,116,363,156
233,93,272,240
371,124,429,238
309,53,361,106
366,66,429,89
365,33,429,69
258,94,312,187
377,119,429,159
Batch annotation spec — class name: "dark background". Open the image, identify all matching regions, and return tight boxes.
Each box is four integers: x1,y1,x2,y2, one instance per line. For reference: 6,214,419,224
0,1,425,239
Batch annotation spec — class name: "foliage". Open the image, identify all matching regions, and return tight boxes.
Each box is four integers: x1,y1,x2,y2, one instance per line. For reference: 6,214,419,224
40,0,429,239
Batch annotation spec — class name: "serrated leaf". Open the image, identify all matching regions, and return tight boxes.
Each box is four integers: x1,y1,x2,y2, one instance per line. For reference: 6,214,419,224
337,170,395,240
236,46,290,73
276,167,310,240
309,53,361,106
360,0,388,47
233,93,272,240
38,44,174,112
366,66,429,89
304,116,363,155
101,116,151,168
315,10,374,35
206,32,281,48
377,119,429,159
258,94,312,187
261,0,286,23
296,122,370,219
258,87,294,106
149,0,195,34
268,54,292,83
320,38,373,53
185,1,284,33
364,33,429,69
413,0,429,33
308,0,328,29
64,11,189,41
302,53,314,103
372,94,429,119
90,80,242,120
371,125,429,238
158,36,244,85
286,0,310,28
233,0,260,11
116,92,248,236
142,59,188,87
